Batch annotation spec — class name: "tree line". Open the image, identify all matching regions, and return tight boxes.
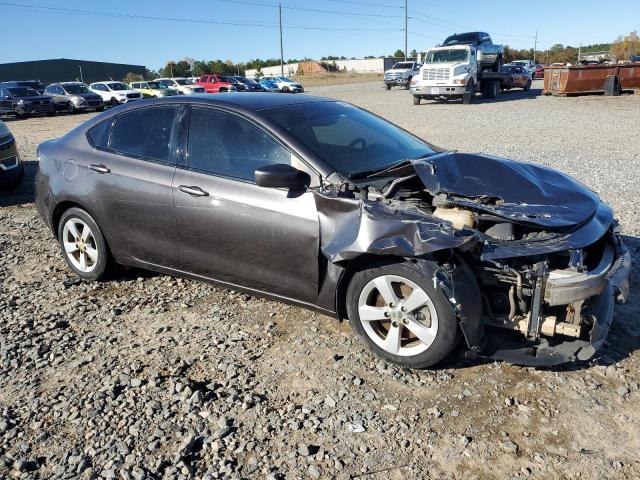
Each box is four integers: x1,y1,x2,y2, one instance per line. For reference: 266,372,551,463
122,31,640,83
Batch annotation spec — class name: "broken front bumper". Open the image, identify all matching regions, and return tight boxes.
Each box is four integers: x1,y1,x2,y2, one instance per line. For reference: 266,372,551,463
492,235,631,366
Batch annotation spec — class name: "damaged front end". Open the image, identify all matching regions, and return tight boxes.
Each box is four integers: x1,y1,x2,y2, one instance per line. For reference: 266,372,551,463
318,151,632,366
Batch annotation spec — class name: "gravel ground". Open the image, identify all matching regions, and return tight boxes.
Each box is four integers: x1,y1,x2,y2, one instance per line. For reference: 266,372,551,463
1,80,639,479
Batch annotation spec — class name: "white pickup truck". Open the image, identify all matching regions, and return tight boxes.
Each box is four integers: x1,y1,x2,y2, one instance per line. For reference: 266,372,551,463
410,44,507,104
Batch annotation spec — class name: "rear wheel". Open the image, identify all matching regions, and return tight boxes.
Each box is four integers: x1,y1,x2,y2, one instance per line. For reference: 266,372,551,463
58,208,112,281
346,261,459,368
412,95,421,105
110,97,118,106
524,79,531,91
385,84,392,90
67,102,75,114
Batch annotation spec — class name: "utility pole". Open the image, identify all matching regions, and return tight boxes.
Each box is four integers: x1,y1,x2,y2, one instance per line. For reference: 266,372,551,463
404,0,408,60
279,3,284,76
578,42,582,63
533,30,537,63
78,65,84,83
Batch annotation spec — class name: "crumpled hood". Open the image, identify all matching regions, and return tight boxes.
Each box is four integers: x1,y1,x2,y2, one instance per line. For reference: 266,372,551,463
412,152,601,229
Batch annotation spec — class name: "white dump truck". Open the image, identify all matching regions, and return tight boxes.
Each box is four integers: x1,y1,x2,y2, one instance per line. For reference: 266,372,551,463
410,43,508,105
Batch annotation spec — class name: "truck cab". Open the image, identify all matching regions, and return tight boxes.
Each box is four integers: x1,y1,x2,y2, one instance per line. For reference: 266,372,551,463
410,45,478,102
442,32,503,71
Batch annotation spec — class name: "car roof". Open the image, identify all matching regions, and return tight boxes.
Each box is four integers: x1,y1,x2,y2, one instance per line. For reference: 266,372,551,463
113,92,334,113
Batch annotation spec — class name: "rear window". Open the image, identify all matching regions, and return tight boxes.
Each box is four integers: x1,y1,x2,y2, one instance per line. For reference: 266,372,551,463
87,119,112,149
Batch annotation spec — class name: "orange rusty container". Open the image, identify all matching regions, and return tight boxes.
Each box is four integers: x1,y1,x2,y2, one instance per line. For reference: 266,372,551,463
543,63,640,95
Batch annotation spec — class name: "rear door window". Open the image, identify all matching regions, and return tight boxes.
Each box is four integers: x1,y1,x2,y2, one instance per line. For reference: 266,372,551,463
109,106,179,163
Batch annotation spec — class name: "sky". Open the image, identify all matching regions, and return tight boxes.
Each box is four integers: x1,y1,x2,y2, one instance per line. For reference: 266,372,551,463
1,0,638,70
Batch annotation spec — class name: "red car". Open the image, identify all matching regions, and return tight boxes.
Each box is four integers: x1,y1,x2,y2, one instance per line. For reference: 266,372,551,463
196,75,239,93
533,65,545,79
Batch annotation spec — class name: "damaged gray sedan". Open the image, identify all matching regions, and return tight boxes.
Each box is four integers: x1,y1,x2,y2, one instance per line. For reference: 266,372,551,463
35,94,631,367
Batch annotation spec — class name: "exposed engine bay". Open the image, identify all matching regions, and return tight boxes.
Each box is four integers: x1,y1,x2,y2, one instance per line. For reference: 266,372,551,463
315,151,631,365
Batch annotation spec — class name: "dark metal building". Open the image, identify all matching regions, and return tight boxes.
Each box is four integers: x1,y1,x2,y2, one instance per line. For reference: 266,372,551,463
0,58,146,85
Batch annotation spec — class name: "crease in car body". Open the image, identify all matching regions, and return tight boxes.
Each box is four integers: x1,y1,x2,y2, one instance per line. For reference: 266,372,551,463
35,94,632,369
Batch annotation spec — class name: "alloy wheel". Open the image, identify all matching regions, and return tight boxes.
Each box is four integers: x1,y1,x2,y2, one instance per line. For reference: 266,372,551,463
62,218,99,273
357,275,438,357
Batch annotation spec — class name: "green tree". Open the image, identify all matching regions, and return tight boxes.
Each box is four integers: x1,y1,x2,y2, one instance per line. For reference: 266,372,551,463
392,49,405,58
409,49,418,58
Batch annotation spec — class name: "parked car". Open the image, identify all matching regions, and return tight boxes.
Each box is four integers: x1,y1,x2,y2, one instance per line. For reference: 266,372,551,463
258,79,281,92
383,61,421,90
35,94,631,368
442,32,504,71
129,81,179,98
510,60,536,76
0,85,55,117
90,81,142,106
500,65,532,90
0,80,46,95
196,75,239,93
0,120,23,189
155,78,206,95
232,76,266,92
630,55,640,63
533,65,545,79
44,82,104,113
262,76,304,93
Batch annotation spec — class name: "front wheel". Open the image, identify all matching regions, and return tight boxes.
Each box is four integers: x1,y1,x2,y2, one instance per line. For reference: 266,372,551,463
346,260,459,368
385,84,392,90
110,98,119,107
524,80,531,91
58,208,112,281
412,95,421,105
67,102,75,114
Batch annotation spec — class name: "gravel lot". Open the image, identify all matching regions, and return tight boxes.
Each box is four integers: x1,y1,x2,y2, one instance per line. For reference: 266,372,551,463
1,80,639,479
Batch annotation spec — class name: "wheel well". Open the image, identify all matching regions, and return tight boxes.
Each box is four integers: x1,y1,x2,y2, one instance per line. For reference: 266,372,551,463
334,254,410,320
51,201,93,237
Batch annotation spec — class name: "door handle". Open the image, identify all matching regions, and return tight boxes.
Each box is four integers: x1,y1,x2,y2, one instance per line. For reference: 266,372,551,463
88,164,110,174
178,185,209,197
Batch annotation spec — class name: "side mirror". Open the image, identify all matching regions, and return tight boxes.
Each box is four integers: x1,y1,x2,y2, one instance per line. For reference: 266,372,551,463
255,164,308,189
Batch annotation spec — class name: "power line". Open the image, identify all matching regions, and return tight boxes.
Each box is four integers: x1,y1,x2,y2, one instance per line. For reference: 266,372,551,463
326,0,403,8
0,1,401,31
219,0,403,17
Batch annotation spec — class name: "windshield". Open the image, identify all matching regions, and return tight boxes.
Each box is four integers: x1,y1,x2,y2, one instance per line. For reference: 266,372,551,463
16,81,43,90
64,84,90,94
263,101,435,178
392,62,414,69
173,79,190,85
512,61,527,66
444,33,477,45
108,82,129,91
147,81,165,89
425,49,469,63
8,87,39,97
277,76,292,82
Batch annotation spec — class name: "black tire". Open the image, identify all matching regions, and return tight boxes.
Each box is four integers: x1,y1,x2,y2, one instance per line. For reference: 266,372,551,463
110,98,118,107
57,207,112,281
96,106,105,112
47,111,56,117
506,79,514,90
346,260,459,368
492,55,503,73
385,84,392,90
282,86,290,93
405,76,412,89
67,102,75,114
524,80,531,91
412,95,421,105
